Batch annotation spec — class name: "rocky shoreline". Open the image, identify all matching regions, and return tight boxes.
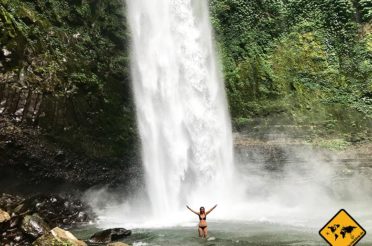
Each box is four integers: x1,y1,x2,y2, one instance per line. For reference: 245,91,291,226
0,193,131,246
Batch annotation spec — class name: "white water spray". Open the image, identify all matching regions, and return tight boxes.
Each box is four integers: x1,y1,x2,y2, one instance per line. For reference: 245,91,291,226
86,0,372,231
127,0,234,220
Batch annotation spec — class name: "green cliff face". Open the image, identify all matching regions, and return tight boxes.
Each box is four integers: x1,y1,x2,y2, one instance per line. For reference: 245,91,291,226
0,0,137,158
210,0,372,142
0,0,371,168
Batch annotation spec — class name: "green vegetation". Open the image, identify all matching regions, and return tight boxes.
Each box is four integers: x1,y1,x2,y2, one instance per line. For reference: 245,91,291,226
210,0,372,142
0,0,137,158
311,138,351,150
1,0,371,159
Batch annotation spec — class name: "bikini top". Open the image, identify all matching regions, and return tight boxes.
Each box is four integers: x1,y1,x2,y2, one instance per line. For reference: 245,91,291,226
199,214,206,220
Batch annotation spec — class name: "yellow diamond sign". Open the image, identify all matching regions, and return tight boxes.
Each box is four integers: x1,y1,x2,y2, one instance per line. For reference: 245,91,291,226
319,209,366,246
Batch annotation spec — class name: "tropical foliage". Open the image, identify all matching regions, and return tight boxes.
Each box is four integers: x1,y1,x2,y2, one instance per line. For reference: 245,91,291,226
1,0,371,154
210,0,371,141
0,0,136,157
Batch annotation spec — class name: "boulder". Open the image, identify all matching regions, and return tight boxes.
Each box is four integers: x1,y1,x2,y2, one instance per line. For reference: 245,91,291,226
21,213,50,238
0,209,10,223
33,227,87,246
89,228,131,243
107,243,129,246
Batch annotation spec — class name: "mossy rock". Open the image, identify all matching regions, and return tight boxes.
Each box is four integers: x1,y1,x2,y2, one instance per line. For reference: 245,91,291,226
33,227,87,246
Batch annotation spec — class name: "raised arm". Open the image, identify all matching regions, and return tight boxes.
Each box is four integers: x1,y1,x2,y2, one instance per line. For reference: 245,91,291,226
206,204,217,215
186,205,199,215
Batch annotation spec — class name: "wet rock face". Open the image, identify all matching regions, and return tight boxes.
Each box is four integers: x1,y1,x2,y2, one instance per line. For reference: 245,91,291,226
89,228,132,244
0,116,142,194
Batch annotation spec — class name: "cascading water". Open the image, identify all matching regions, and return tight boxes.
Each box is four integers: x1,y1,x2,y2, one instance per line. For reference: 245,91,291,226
126,0,234,220
86,0,372,234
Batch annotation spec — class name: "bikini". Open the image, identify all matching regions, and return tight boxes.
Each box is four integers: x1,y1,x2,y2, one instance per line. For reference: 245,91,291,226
199,214,207,229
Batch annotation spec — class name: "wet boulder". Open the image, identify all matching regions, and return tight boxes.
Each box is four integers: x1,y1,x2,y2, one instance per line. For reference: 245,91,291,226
89,228,131,243
21,213,50,238
33,227,87,246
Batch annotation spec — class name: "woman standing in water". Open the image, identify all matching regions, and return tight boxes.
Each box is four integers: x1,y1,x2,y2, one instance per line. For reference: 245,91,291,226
186,204,217,238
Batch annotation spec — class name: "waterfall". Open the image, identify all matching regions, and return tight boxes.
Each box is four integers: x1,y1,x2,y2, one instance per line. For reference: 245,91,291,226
84,0,372,231
126,0,234,219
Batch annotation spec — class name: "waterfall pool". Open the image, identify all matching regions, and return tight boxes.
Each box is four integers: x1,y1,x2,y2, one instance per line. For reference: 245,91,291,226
73,221,372,245
83,143,372,246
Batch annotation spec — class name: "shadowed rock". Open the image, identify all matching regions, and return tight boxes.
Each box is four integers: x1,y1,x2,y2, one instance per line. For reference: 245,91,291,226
89,228,131,243
21,213,50,238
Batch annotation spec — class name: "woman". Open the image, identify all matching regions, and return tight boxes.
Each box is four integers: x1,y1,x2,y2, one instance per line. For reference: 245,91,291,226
186,204,217,238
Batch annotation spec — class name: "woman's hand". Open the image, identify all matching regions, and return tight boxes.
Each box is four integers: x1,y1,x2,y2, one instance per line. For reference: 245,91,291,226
206,204,217,215
186,205,198,215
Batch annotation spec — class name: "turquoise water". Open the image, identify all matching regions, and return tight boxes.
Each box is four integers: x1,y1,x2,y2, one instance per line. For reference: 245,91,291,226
73,221,372,245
